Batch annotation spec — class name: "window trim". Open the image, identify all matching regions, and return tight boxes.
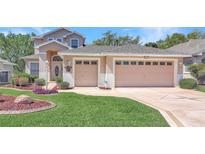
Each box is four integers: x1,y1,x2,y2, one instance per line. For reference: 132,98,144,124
123,61,129,65
145,61,151,65
183,64,191,73
91,61,98,65
29,62,39,77
167,62,173,66
47,38,54,41
153,62,158,66
138,61,144,65
115,61,122,65
0,71,9,83
83,60,90,65
70,38,80,48
56,38,63,42
160,62,166,66
130,61,137,65
75,60,82,65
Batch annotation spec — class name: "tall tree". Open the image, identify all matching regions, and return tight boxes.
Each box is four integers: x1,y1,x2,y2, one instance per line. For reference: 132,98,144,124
187,30,205,39
156,33,187,49
93,31,140,46
0,32,35,73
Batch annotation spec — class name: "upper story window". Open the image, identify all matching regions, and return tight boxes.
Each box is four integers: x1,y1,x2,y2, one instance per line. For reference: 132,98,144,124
56,38,63,42
47,38,54,41
70,39,79,48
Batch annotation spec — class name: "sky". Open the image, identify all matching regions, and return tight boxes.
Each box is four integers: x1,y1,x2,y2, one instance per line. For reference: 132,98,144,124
0,27,205,44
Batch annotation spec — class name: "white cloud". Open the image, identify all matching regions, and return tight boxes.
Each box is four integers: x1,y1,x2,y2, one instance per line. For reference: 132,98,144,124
1,31,8,35
32,27,50,35
122,28,132,31
139,27,181,44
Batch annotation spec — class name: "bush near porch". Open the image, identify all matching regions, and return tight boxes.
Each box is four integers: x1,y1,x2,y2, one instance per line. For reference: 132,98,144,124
0,88,169,127
180,64,205,92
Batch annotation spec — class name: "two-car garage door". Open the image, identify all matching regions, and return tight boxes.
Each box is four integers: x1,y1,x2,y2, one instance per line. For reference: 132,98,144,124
115,60,174,87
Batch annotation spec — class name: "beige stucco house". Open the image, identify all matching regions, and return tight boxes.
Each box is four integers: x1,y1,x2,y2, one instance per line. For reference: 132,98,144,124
22,28,191,88
0,58,14,84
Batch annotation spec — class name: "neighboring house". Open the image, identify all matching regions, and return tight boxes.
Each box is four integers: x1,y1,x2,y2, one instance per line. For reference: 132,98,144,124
169,39,205,78
22,28,191,88
0,58,14,84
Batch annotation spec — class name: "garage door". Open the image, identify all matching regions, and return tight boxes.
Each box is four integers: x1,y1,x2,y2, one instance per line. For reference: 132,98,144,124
75,60,98,87
115,60,174,87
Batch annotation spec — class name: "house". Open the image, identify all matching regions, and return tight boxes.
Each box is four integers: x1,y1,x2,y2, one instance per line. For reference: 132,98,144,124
22,28,191,88
0,58,14,84
169,39,205,78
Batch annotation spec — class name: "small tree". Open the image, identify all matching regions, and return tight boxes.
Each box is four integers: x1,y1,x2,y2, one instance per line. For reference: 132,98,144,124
188,64,205,84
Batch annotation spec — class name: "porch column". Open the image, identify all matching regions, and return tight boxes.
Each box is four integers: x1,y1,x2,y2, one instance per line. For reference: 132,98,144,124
39,52,49,80
106,56,115,88
62,56,74,87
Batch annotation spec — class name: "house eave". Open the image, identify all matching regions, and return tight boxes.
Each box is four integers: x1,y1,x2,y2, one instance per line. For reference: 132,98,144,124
59,52,191,58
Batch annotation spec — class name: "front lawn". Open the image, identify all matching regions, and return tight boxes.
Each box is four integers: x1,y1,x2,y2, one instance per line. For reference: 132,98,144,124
0,88,169,127
197,85,205,92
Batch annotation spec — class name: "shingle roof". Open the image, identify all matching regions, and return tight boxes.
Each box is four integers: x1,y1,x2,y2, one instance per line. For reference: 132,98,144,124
168,39,205,55
60,44,191,57
21,54,39,60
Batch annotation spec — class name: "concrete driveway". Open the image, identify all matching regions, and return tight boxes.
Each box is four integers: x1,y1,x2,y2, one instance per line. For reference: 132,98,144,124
61,87,205,127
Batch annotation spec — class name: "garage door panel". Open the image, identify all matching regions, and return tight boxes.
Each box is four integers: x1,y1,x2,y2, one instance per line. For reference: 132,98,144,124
115,61,174,87
75,61,98,87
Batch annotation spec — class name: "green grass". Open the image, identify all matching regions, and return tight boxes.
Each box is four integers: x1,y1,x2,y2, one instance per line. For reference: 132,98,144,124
0,88,169,127
197,85,205,92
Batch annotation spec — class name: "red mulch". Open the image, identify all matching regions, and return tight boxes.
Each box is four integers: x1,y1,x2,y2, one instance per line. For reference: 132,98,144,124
0,95,51,111
5,84,35,90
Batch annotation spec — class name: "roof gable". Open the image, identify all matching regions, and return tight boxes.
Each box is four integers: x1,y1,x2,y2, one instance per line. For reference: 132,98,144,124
33,28,72,39
168,39,205,55
36,40,69,51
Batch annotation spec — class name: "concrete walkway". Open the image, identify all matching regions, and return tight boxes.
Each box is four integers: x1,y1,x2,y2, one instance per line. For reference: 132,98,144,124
60,87,205,127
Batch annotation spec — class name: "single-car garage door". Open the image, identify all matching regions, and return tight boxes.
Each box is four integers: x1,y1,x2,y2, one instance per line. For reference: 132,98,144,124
115,60,174,87
75,60,98,87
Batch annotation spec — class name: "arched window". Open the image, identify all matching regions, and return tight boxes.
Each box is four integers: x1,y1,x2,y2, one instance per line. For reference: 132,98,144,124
53,56,63,61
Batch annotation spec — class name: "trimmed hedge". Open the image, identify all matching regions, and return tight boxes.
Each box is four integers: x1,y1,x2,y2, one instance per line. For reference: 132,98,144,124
179,78,197,89
55,77,63,84
60,81,69,90
18,77,29,86
35,78,46,86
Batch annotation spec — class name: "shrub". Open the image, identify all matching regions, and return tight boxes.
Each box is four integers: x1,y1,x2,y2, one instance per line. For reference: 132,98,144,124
198,69,205,84
33,88,58,95
55,77,63,84
30,75,38,83
60,81,69,90
35,78,46,86
179,78,197,89
14,72,33,84
15,72,30,78
18,77,29,86
11,77,17,85
188,64,205,84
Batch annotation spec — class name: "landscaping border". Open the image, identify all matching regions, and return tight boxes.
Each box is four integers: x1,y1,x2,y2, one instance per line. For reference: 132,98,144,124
0,100,56,115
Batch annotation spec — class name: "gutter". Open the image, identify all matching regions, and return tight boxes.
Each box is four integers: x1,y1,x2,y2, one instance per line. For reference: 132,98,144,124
59,52,192,58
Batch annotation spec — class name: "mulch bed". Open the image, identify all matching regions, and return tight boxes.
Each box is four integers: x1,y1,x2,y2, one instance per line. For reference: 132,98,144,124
0,95,52,111
4,84,35,90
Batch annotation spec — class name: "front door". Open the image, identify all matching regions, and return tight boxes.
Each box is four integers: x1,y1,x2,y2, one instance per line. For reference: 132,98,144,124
52,61,62,80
